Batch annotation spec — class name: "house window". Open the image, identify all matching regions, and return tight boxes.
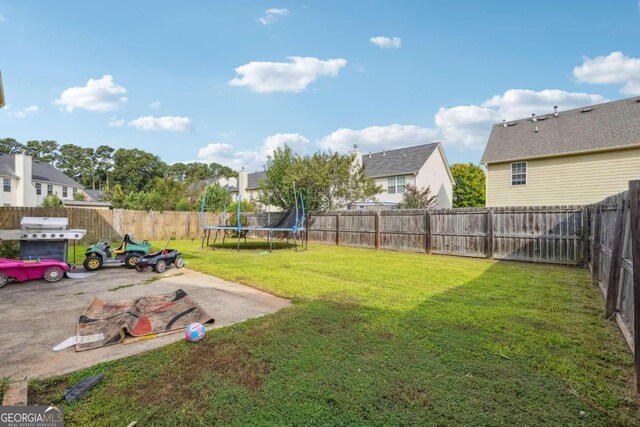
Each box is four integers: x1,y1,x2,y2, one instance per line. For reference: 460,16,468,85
511,162,527,186
3,178,10,192
47,184,53,195
63,187,68,198
73,188,77,195
35,182,42,195
387,176,406,194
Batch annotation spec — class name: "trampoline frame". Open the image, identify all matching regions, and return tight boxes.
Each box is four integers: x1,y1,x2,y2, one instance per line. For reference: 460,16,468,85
200,185,308,252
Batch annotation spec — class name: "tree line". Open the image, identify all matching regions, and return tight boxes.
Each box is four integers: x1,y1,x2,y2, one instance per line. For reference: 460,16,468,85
0,137,486,211
0,137,236,210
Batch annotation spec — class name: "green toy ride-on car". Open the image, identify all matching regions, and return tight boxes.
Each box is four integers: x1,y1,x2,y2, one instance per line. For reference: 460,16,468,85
83,234,152,271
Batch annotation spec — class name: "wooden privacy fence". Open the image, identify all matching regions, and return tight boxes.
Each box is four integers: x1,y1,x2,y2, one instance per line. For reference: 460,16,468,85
302,206,587,265
0,207,220,243
588,182,640,391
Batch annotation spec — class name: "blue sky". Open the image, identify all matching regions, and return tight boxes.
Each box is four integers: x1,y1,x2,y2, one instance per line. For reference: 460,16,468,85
1,1,639,170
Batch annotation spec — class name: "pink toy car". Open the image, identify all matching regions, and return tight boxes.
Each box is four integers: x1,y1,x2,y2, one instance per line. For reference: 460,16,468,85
0,258,69,288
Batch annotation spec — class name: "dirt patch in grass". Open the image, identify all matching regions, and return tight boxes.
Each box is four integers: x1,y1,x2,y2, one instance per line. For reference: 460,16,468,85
28,377,70,405
122,340,271,408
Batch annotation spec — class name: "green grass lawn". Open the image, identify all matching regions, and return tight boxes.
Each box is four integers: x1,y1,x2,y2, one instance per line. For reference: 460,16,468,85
31,240,638,426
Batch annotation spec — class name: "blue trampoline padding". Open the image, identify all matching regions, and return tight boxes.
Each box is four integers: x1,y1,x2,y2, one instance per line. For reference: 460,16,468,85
203,225,305,232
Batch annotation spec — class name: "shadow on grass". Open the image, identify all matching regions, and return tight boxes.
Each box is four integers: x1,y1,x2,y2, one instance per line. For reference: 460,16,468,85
29,261,638,426
204,240,302,252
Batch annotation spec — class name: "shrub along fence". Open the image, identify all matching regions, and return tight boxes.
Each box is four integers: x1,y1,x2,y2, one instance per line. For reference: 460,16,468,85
0,207,220,243
302,206,587,265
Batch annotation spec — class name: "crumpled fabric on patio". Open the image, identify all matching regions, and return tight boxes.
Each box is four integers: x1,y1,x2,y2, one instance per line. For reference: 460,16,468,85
75,289,214,351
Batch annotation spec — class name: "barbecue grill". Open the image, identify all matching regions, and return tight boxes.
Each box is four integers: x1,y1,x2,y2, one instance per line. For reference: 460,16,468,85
0,217,86,263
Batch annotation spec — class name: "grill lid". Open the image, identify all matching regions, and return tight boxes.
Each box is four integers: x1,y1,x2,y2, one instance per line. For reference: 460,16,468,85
20,217,69,231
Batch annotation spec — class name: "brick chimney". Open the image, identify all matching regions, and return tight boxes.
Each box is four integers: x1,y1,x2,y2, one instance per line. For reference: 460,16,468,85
15,153,36,207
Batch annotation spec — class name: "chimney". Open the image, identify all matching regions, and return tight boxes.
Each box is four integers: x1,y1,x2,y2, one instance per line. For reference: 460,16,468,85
349,144,362,169
15,153,36,207
238,167,248,201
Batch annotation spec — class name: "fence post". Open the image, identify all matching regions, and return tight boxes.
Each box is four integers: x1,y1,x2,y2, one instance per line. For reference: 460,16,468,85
425,210,432,254
374,211,381,250
605,201,626,319
335,213,340,246
592,204,602,287
582,207,590,267
486,209,494,259
628,180,640,393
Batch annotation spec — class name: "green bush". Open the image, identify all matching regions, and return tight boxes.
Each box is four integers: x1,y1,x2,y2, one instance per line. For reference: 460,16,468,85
41,193,62,207
0,241,19,259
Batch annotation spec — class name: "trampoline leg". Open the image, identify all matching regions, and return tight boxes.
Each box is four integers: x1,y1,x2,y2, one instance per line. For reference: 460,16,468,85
293,231,298,252
237,231,241,251
269,231,273,252
212,230,218,251
222,231,226,245
201,230,206,249
206,229,212,249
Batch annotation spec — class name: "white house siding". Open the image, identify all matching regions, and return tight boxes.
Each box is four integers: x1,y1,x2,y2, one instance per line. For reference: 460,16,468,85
415,147,453,208
34,181,81,206
0,175,17,206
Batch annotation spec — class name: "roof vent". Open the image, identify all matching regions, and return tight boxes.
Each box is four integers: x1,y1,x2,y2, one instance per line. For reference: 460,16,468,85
382,150,386,156
537,115,548,121
581,107,593,113
534,125,538,133
502,119,507,128
403,153,406,158
553,105,559,117
531,113,537,122
353,144,359,150
368,152,371,158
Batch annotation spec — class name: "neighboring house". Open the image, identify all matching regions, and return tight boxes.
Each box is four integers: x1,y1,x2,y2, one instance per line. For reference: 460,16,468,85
229,142,454,209
354,143,454,209
187,175,238,205
83,189,104,202
0,153,83,207
62,200,112,210
482,96,640,207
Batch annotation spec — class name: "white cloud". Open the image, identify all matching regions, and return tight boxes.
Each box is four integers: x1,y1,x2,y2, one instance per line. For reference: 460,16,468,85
197,132,309,171
319,125,439,153
318,88,607,153
259,8,289,25
127,116,192,132
369,36,401,49
149,100,161,109
108,117,125,128
54,75,127,112
7,105,41,119
0,14,5,22
573,51,640,95
434,106,502,149
481,89,606,120
229,56,347,93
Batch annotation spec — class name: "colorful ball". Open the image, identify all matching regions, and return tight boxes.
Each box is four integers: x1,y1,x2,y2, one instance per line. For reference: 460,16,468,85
185,323,206,342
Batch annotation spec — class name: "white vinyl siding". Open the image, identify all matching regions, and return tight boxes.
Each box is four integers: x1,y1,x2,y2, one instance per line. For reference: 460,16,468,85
511,162,527,186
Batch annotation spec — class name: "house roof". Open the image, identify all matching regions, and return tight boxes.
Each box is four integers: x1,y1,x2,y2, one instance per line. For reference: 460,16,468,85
0,154,82,187
481,96,640,164
362,143,440,178
83,189,103,201
247,170,267,190
62,200,112,208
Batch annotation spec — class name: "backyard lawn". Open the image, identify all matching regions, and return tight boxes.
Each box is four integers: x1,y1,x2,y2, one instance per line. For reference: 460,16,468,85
31,241,638,426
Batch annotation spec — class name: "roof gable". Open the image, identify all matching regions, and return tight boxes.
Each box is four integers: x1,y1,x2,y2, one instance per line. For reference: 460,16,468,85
362,143,440,177
482,96,640,164
0,154,82,187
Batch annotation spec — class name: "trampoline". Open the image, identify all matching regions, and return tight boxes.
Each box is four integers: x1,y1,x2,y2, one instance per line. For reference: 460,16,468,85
201,185,308,252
